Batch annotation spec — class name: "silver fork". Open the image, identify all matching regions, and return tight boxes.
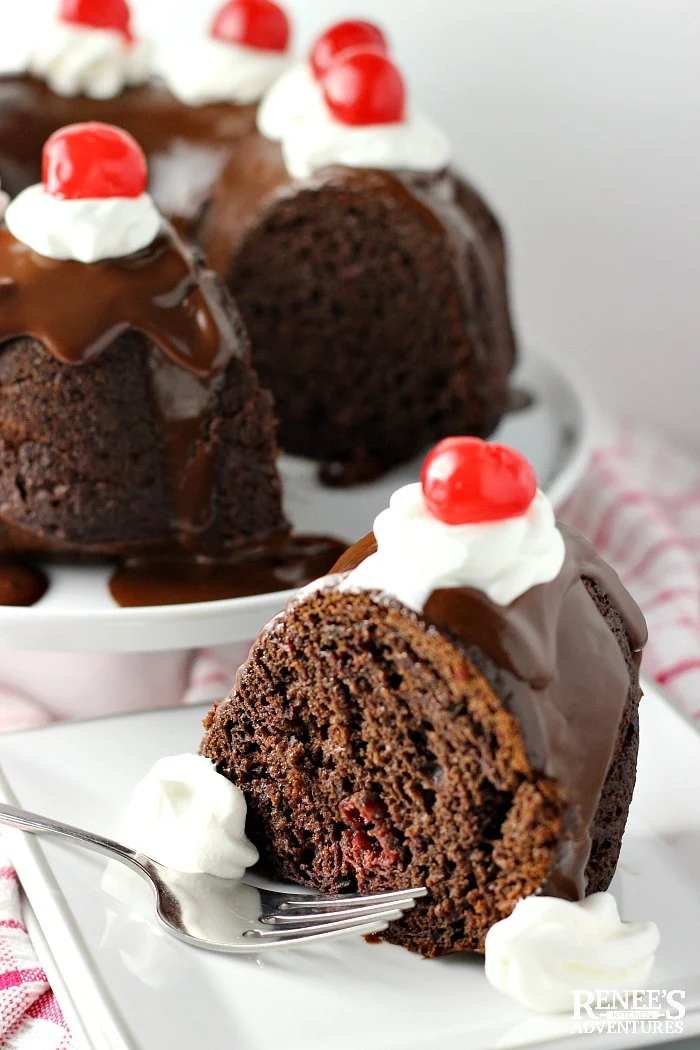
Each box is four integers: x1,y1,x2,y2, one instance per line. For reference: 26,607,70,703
0,802,426,953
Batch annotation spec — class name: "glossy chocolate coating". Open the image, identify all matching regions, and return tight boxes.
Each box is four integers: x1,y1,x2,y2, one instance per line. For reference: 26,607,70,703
0,559,48,606
109,534,348,607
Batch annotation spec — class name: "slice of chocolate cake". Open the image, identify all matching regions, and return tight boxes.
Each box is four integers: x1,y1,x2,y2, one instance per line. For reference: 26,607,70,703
0,122,286,558
202,438,647,957
198,29,517,484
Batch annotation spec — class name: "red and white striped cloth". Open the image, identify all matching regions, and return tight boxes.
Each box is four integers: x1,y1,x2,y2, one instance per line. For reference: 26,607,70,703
0,865,72,1049
560,422,700,713
0,419,699,1047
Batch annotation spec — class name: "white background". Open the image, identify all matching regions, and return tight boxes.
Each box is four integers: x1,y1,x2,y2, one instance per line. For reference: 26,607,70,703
133,1,699,449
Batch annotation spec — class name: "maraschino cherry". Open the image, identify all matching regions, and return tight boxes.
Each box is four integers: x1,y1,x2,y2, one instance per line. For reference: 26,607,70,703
59,0,133,43
321,51,405,127
211,0,290,52
421,437,537,526
310,20,387,80
43,123,148,201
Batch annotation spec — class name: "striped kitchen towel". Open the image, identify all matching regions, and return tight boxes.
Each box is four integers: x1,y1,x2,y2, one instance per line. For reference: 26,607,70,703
560,421,700,716
0,860,72,1049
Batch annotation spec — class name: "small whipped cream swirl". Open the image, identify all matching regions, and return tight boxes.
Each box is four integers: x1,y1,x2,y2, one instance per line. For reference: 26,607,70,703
30,21,150,100
257,62,322,141
485,894,660,1014
256,59,451,178
280,107,451,180
125,754,258,879
155,37,289,107
0,18,33,77
5,184,161,263
342,482,565,610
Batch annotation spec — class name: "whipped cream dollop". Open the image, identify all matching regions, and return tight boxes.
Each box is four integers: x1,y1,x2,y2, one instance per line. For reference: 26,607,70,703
485,894,660,1014
256,62,322,140
30,20,150,100
125,754,258,879
155,37,289,107
279,107,451,180
0,17,33,77
342,482,565,611
5,184,161,263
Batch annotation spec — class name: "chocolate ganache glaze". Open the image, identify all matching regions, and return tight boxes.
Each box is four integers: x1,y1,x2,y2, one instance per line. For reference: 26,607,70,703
0,77,256,228
332,524,647,899
110,534,348,607
0,559,49,606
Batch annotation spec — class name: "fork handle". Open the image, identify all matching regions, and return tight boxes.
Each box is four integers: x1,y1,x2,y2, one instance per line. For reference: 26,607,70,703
0,801,141,871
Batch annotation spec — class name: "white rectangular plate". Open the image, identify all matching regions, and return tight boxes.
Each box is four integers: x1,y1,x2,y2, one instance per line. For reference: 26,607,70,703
0,681,698,1050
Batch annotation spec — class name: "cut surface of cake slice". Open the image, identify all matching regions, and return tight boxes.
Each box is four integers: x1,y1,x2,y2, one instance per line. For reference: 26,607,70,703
198,30,516,484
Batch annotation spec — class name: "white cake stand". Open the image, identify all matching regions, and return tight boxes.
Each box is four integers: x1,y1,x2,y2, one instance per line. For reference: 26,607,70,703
0,351,594,653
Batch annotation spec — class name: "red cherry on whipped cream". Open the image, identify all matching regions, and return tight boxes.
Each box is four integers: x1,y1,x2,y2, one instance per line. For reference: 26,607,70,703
211,0,290,53
42,123,147,200
59,0,133,43
421,437,537,525
321,51,405,127
310,21,387,80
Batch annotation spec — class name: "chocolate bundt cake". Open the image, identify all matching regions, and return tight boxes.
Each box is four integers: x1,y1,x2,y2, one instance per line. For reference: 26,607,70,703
0,122,285,557
202,438,647,957
0,7,517,486
199,34,516,484
0,0,291,229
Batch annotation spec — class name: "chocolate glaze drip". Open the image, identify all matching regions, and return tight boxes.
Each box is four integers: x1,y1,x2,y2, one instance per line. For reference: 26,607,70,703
0,559,48,606
109,535,348,607
0,223,236,548
0,77,256,225
332,524,647,898
0,228,231,371
401,169,517,380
